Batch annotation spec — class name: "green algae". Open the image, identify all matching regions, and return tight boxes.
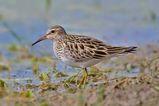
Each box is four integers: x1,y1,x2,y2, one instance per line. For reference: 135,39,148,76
0,79,6,88
0,54,10,71
54,71,68,78
39,82,58,92
8,43,18,52
39,72,51,82
0,64,10,71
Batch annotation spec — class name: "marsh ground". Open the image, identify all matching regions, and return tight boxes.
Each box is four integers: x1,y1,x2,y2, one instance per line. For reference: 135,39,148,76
0,44,159,106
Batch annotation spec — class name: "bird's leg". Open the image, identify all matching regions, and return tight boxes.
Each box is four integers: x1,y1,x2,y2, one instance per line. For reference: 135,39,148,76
83,68,88,85
78,68,88,88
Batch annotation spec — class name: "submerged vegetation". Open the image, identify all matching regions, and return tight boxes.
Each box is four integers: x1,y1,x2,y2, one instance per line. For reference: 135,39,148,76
0,43,159,106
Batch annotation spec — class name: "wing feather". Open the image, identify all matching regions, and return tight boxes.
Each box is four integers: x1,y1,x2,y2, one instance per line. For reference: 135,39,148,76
63,35,137,62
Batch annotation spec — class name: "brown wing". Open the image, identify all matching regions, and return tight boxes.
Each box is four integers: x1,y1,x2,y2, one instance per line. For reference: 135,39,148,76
62,35,109,62
63,35,137,62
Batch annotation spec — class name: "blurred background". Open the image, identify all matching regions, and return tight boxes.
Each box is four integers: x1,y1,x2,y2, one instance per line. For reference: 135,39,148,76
0,0,159,89
0,0,159,48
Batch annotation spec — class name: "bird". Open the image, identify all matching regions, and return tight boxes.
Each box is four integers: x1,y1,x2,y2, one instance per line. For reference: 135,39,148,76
32,25,137,87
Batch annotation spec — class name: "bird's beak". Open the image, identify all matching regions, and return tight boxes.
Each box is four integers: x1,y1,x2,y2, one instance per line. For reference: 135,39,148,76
32,35,47,46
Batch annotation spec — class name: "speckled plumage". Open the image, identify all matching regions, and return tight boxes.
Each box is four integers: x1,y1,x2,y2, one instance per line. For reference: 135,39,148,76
46,26,137,68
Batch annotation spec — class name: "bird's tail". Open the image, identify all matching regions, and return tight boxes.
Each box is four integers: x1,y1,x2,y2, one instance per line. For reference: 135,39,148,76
107,46,137,54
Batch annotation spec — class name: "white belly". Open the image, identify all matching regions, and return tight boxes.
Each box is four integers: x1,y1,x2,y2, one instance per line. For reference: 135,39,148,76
60,56,102,68
53,42,110,68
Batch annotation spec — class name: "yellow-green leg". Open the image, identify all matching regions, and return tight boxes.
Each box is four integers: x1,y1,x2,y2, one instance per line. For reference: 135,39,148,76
78,68,88,88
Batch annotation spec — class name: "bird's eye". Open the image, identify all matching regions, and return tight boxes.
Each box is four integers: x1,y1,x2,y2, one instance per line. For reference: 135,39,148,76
51,30,55,33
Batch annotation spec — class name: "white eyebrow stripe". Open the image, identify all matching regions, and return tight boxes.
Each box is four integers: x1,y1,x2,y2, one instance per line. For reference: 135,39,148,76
46,29,52,35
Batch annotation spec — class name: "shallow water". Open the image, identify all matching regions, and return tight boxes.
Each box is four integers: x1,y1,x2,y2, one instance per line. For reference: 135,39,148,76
0,0,159,86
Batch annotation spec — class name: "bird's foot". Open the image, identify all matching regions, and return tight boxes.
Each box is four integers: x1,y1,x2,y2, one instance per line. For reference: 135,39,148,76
77,68,88,88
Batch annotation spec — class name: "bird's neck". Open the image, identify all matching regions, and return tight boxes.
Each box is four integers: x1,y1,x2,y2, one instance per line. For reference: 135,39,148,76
54,34,67,41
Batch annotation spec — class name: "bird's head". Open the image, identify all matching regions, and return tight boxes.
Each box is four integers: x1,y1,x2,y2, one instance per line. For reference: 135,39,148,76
32,25,67,46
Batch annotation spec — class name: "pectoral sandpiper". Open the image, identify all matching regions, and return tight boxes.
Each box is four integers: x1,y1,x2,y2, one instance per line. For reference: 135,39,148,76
32,25,137,87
